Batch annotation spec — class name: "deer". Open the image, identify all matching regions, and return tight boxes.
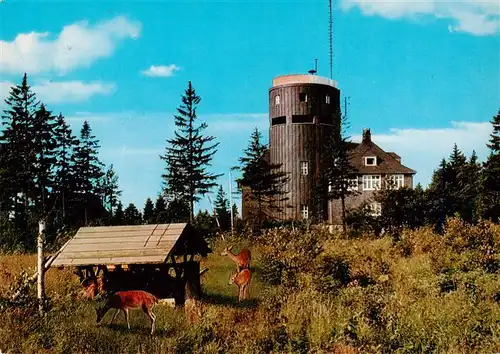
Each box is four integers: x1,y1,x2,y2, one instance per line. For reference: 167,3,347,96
221,245,251,272
228,268,252,302
81,275,106,300
96,290,158,334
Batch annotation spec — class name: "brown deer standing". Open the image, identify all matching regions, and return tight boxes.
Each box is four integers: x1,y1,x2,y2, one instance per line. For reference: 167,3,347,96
96,290,158,334
228,268,252,301
221,245,251,272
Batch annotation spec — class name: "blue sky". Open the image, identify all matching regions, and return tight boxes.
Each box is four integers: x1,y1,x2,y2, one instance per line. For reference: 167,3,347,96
0,0,498,214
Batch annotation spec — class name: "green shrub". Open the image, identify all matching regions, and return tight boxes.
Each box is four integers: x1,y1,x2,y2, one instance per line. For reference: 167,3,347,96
314,255,351,294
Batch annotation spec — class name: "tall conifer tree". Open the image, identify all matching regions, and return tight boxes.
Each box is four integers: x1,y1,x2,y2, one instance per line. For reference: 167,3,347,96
0,74,39,223
160,81,221,222
71,121,105,224
53,113,78,220
239,128,288,227
479,110,500,221
214,185,231,231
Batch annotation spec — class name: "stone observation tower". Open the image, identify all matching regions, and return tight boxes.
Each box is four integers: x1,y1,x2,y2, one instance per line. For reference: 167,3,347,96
268,74,341,221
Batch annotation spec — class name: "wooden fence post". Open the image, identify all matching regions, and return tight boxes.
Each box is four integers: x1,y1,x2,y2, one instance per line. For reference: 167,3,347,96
37,220,46,314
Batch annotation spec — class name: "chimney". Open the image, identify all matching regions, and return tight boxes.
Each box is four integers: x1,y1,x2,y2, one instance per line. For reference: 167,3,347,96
362,128,371,143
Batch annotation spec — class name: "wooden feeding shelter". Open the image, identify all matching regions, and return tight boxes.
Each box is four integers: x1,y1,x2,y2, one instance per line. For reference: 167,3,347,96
50,223,211,305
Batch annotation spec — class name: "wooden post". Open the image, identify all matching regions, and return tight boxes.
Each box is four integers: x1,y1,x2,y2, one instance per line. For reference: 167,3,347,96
37,220,46,314
229,168,234,237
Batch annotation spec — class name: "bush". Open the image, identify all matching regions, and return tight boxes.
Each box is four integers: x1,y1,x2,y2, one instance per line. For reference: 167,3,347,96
314,255,351,294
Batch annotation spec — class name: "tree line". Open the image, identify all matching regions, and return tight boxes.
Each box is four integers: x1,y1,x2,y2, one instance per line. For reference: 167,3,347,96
0,75,278,251
1,73,498,251
345,112,500,235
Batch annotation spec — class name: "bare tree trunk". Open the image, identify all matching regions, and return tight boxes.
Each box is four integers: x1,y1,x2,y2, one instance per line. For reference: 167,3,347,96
37,221,46,315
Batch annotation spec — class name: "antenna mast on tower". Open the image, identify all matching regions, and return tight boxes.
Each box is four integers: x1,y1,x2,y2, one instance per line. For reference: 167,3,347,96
329,0,333,79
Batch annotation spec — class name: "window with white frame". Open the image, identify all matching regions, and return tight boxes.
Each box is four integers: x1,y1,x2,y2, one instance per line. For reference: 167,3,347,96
299,93,308,102
275,95,280,105
348,177,358,191
387,174,404,189
368,202,382,216
325,95,331,104
328,178,358,192
300,161,309,175
301,205,309,219
363,175,381,190
364,156,377,166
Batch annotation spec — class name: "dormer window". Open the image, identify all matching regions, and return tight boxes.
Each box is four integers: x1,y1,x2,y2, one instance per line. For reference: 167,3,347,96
299,93,308,102
275,95,280,105
364,156,377,166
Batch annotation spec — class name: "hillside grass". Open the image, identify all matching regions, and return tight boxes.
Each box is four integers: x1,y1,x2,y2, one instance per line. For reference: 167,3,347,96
0,220,499,353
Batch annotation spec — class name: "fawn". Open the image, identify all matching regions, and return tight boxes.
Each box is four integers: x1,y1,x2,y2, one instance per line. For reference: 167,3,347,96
228,268,252,301
96,290,158,334
221,245,251,272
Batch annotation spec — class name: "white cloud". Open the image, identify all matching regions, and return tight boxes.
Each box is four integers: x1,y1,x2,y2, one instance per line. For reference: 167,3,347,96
65,111,116,124
351,121,491,187
0,80,115,104
341,0,499,36
34,80,115,103
0,15,141,75
207,113,268,132
141,64,181,78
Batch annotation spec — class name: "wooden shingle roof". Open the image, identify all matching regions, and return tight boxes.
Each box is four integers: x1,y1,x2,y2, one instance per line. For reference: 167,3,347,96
51,223,210,267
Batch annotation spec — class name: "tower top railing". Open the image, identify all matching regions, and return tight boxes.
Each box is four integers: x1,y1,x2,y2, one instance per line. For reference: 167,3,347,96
272,74,337,88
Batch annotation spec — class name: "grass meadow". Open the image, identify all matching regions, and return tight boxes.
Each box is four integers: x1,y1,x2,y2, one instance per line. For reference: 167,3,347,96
0,218,499,353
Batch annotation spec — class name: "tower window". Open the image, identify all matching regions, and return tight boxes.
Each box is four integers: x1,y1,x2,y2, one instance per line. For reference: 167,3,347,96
292,115,313,123
271,116,286,125
275,95,280,105
299,93,308,102
300,161,309,175
301,205,309,219
326,95,331,104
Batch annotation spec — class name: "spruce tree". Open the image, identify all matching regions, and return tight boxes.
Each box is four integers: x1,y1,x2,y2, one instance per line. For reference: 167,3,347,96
239,127,288,227
31,104,58,214
53,113,78,221
124,202,142,225
479,110,500,221
71,121,105,224
154,194,168,223
0,74,39,224
101,164,121,218
322,114,358,233
426,158,451,232
214,185,231,231
160,81,222,222
165,198,190,223
458,151,482,223
143,198,155,224
114,201,125,225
